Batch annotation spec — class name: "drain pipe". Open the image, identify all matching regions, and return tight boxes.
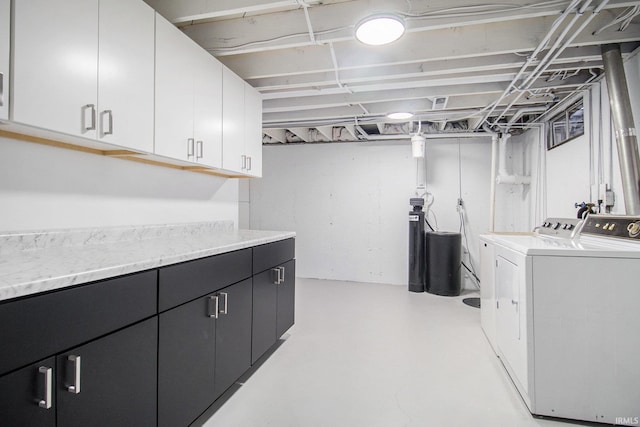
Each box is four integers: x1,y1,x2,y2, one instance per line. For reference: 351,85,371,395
601,44,640,215
489,132,499,232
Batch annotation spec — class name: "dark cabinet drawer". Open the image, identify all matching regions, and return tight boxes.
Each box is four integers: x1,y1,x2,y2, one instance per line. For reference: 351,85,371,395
0,270,157,377
158,248,252,312
252,238,295,274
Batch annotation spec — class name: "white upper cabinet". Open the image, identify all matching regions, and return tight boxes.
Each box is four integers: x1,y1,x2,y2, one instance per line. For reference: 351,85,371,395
0,0,10,121
13,0,99,138
222,67,263,177
154,15,195,162
193,47,223,169
98,0,155,152
222,67,246,174
244,83,263,177
12,0,155,151
155,13,222,167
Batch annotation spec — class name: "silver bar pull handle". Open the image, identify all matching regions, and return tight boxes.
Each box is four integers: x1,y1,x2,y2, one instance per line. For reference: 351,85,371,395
241,154,247,170
0,72,4,107
220,292,228,315
67,355,81,394
83,104,96,131
208,295,219,319
271,268,280,284
196,140,203,159
247,156,252,171
102,110,113,136
278,266,285,283
187,138,195,158
38,366,53,409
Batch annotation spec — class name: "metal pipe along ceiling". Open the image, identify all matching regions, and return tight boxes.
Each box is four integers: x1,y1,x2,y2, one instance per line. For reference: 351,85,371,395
601,43,640,215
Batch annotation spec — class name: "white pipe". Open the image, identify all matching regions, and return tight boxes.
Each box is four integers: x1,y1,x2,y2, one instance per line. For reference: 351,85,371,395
490,0,608,128
296,0,316,44
498,133,511,176
489,133,499,232
475,0,582,129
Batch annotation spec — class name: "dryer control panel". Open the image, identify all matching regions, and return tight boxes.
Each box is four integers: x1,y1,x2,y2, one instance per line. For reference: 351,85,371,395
580,214,640,240
537,218,581,238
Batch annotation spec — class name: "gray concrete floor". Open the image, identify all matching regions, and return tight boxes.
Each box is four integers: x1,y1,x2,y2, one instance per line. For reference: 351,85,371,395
196,278,583,427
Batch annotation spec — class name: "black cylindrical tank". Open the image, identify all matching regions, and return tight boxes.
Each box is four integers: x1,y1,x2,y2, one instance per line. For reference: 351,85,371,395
408,199,425,292
425,232,462,296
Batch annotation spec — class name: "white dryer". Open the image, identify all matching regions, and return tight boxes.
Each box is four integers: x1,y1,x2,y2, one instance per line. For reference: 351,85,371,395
480,215,640,426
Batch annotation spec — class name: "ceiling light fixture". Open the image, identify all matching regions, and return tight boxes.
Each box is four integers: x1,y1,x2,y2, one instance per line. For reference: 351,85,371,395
387,112,413,120
355,14,405,46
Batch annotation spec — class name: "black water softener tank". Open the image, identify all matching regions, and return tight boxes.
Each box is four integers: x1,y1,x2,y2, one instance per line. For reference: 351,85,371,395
426,231,462,296
408,198,426,292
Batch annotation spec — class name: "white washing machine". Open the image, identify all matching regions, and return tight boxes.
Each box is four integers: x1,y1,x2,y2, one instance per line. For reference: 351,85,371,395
480,215,640,426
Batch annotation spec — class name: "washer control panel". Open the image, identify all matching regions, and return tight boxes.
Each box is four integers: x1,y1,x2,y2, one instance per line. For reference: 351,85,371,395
538,218,581,237
580,214,640,240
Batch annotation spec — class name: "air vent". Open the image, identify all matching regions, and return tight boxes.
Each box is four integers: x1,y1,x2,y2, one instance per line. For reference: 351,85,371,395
432,97,448,110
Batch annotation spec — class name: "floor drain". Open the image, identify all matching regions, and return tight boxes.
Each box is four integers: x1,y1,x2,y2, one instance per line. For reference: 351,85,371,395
463,297,480,308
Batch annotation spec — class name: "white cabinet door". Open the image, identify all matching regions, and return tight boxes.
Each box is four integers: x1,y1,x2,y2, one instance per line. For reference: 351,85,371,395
154,14,195,162
495,252,529,396
222,67,246,173
0,0,9,121
13,0,99,138
98,0,155,152
244,83,263,177
193,49,223,168
479,240,496,351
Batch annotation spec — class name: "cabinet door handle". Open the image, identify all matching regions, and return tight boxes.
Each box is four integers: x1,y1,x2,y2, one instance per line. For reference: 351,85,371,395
38,366,53,409
247,156,252,171
278,266,285,284
67,355,81,394
0,72,4,107
208,295,219,319
271,267,280,284
196,140,203,159
101,110,113,136
187,138,195,158
219,292,228,315
242,155,248,170
83,104,96,131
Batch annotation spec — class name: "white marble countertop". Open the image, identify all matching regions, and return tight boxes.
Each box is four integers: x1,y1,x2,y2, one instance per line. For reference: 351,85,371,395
0,223,295,302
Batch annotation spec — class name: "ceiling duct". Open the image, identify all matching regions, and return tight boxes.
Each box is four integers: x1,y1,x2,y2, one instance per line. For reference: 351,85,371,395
601,43,640,215
432,97,448,110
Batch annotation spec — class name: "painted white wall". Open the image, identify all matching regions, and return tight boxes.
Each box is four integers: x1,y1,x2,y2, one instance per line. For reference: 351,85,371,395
0,136,239,231
248,138,492,288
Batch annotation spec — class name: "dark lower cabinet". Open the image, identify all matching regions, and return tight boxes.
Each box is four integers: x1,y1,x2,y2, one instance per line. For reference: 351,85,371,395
214,278,253,400
158,295,217,427
1,239,295,427
0,319,157,427
277,259,296,338
56,318,158,427
252,259,296,364
0,357,56,427
159,278,254,427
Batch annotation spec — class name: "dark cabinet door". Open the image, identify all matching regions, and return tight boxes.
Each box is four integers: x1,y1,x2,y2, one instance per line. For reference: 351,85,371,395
56,318,158,427
214,278,253,400
0,357,56,427
252,268,278,364
277,259,296,338
158,295,217,427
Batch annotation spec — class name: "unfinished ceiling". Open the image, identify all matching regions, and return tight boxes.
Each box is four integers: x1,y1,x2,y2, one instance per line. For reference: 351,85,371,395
144,0,640,142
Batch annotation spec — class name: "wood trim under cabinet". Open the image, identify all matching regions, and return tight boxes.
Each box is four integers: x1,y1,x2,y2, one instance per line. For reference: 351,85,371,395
0,129,252,178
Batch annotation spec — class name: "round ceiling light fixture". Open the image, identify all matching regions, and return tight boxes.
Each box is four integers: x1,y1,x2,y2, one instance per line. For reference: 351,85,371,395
387,112,413,120
355,14,406,46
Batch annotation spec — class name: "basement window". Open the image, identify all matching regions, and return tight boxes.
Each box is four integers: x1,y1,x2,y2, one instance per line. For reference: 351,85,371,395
548,99,584,150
